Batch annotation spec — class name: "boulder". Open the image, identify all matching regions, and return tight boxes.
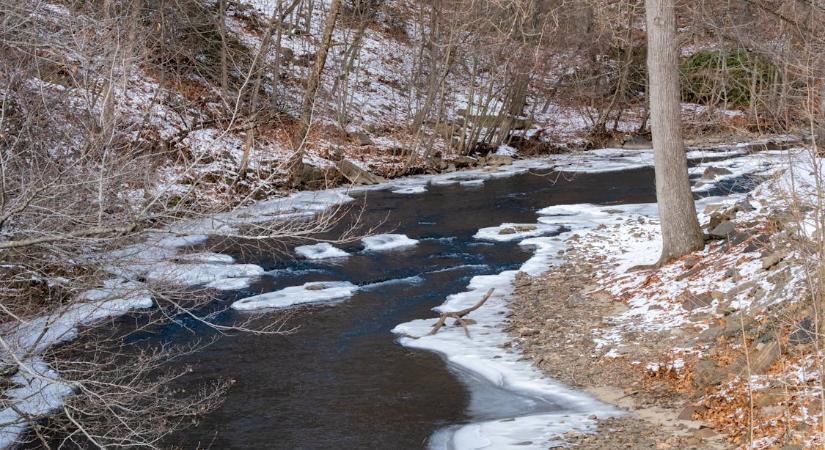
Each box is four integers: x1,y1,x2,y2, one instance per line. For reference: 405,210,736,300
761,251,787,270
733,197,755,213
679,291,713,311
453,155,478,168
709,220,736,238
692,360,728,389
335,159,385,185
621,135,652,149
748,341,780,374
353,132,373,146
702,166,734,180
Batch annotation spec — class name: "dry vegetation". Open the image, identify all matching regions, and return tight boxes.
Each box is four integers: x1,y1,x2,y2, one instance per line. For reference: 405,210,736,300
3,0,825,447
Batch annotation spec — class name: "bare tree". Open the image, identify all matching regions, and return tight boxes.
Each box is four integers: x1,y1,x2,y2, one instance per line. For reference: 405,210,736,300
288,0,343,185
645,0,703,262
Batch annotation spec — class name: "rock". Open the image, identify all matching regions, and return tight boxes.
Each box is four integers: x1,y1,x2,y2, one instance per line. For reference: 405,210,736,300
683,257,700,269
676,264,703,281
297,162,332,188
710,290,725,301
453,155,478,168
761,251,787,270
679,291,713,311
748,340,780,374
353,131,373,146
724,312,753,336
519,327,539,337
485,154,513,166
694,428,718,439
698,324,723,341
335,159,385,185
692,360,728,389
621,135,652,149
733,197,755,213
729,231,750,246
702,166,733,180
677,404,701,420
709,220,736,238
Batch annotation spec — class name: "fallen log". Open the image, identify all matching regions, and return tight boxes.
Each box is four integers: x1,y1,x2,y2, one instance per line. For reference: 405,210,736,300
428,288,495,338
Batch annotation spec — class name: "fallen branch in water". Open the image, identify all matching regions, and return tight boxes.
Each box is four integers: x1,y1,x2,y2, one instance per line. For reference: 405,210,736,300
427,288,495,338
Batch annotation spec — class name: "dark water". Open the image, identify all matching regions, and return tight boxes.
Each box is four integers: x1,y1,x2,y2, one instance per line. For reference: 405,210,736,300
163,159,756,449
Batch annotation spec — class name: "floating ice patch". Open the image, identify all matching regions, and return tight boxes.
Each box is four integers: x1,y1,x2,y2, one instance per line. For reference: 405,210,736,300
392,185,427,194
459,179,485,187
231,281,359,311
362,234,419,251
474,223,562,242
145,262,264,287
295,243,349,260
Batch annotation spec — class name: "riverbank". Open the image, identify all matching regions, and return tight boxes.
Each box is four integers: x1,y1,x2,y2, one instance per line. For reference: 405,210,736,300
507,148,821,448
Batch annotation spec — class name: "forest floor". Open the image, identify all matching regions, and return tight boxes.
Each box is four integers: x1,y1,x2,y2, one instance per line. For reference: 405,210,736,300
506,146,821,449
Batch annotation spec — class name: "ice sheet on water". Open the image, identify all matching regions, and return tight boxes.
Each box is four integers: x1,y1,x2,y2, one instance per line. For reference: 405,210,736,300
295,243,349,260
2,279,154,358
231,281,359,311
474,223,562,242
0,358,73,449
145,262,264,287
362,234,419,251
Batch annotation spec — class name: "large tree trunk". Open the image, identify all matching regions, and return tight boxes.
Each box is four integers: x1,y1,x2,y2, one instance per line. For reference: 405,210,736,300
288,0,342,185
645,0,704,262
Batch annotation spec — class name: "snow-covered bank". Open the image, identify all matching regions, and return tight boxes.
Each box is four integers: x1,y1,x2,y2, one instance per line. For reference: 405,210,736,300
392,146,798,449
506,147,823,448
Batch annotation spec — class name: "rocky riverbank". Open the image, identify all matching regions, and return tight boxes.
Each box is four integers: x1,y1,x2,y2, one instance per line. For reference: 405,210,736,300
506,149,821,449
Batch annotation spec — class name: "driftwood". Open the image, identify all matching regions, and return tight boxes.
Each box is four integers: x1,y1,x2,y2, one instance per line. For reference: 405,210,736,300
427,288,495,338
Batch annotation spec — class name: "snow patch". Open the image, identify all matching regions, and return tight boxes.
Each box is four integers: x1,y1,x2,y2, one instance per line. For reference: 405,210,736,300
362,234,419,251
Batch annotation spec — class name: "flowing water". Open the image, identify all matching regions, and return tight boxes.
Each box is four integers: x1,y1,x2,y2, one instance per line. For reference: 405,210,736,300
159,157,760,449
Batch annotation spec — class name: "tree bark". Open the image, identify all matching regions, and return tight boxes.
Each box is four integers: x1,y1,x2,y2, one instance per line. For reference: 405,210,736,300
645,0,704,262
288,0,342,185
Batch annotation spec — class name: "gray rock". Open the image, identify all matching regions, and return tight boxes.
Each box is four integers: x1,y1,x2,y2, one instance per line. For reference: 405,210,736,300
761,251,787,270
453,155,478,168
733,197,755,213
621,135,652,149
335,159,385,185
679,291,713,311
709,220,736,238
692,360,727,389
353,131,373,146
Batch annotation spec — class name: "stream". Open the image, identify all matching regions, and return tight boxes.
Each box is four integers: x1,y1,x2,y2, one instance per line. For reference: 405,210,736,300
145,148,773,449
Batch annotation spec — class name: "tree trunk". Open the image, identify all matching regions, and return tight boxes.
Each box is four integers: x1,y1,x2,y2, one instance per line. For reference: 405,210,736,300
645,0,704,262
288,0,342,184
